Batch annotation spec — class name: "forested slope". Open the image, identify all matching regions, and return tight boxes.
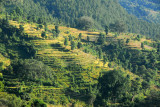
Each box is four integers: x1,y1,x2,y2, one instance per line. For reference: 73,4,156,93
0,0,160,106
1,0,160,38
119,0,160,24
33,0,160,38
0,16,160,106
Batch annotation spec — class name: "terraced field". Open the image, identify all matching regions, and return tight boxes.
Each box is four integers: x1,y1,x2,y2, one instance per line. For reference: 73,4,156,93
7,20,150,105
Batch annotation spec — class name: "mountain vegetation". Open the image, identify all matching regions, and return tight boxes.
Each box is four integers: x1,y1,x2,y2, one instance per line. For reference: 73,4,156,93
0,0,160,107
119,0,160,24
1,0,160,39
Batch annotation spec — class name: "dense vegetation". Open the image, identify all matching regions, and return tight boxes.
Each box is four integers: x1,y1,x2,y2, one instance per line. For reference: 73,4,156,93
0,0,160,106
0,0,160,39
119,0,160,24
32,0,160,39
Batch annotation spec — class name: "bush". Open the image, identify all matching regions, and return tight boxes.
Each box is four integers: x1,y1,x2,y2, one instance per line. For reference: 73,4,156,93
31,99,47,107
14,59,54,82
77,16,94,30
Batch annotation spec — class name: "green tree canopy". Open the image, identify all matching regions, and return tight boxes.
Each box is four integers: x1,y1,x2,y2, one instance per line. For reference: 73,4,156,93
15,59,54,81
109,21,126,34
78,16,94,30
98,70,131,101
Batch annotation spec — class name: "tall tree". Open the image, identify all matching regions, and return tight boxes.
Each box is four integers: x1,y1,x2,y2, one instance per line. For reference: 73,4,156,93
97,70,131,105
87,36,90,42
71,41,76,50
78,16,94,30
105,25,109,35
64,37,68,46
109,21,126,34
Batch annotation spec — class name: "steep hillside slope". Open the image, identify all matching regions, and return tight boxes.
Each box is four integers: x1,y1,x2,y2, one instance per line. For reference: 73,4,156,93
32,0,160,38
1,0,160,38
1,0,54,23
119,0,160,23
0,16,159,106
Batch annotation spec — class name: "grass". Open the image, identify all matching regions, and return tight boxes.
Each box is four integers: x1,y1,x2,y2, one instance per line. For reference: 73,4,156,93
7,19,151,106
0,53,10,70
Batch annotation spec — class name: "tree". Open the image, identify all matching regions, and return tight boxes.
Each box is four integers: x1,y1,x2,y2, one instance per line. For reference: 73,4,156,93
109,21,126,34
105,25,109,35
64,37,68,46
78,16,94,30
97,33,105,44
44,24,48,31
71,41,76,50
126,38,130,44
38,24,43,29
68,35,73,41
78,33,82,40
55,25,60,34
98,48,103,59
19,25,24,32
77,42,82,49
87,36,90,42
98,70,131,104
41,31,47,38
15,59,54,81
141,43,144,50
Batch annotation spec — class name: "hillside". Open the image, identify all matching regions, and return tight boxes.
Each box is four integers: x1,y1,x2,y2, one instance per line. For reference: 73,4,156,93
1,0,160,39
0,16,159,106
119,0,160,24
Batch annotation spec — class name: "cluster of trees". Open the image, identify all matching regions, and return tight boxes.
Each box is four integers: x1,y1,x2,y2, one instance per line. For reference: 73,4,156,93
1,0,54,24
64,33,83,50
12,59,55,82
0,19,36,59
33,0,160,38
119,0,160,24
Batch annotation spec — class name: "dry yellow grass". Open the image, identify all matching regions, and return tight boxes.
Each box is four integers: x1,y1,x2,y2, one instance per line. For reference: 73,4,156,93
0,53,10,69
8,19,141,84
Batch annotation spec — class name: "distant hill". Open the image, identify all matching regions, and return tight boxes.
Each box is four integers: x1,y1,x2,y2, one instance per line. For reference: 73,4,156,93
119,0,160,24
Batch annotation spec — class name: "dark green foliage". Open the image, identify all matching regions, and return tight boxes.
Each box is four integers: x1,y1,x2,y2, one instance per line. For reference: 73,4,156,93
41,31,46,38
98,48,103,59
64,37,68,46
77,42,82,49
14,59,54,82
71,41,76,50
0,95,24,107
44,24,48,31
126,38,130,44
141,43,144,49
109,20,126,33
105,25,109,35
38,24,43,29
97,33,105,44
31,99,47,107
78,16,94,30
3,0,54,24
0,19,36,59
87,36,90,42
96,70,131,106
20,92,31,101
32,0,160,38
55,26,60,34
68,35,73,41
19,25,24,33
78,33,82,40
119,0,160,24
